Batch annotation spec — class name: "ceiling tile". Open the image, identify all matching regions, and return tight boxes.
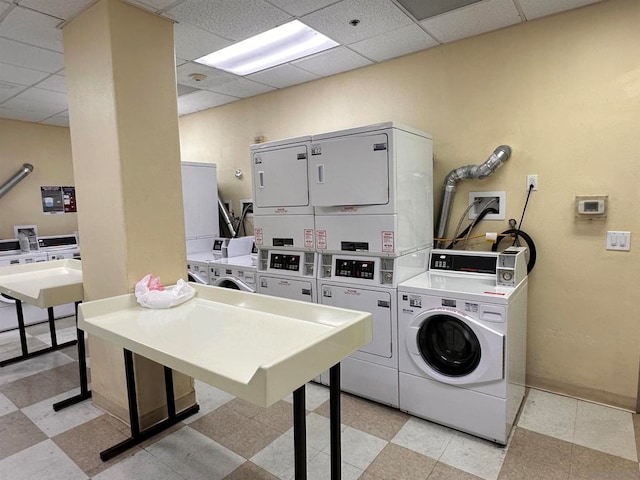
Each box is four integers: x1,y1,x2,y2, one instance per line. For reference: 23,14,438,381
517,0,602,20
266,0,340,17
173,22,232,60
15,0,95,20
420,0,522,43
0,7,64,52
36,74,67,93
0,62,50,86
41,115,69,127
396,0,483,21
0,81,28,103
177,83,199,96
166,0,291,41
206,77,276,98
0,105,51,122
8,87,68,109
300,0,414,45
349,23,438,62
177,62,238,89
0,38,64,73
127,0,181,12
293,46,372,77
1,97,65,117
178,89,238,115
247,63,320,88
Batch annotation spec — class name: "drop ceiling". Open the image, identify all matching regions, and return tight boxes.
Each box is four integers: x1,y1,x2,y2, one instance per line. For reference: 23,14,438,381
0,0,604,126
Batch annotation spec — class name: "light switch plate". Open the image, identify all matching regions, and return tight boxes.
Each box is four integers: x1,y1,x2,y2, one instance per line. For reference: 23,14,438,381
606,231,631,251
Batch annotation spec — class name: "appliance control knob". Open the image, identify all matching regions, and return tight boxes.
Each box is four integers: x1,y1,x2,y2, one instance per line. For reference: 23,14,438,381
501,271,513,281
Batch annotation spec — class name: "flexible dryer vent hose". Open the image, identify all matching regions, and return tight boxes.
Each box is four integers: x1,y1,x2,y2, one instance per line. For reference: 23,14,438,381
0,163,34,200
435,146,511,248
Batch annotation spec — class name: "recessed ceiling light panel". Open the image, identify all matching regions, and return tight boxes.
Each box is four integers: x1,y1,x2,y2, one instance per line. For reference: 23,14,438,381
195,20,339,76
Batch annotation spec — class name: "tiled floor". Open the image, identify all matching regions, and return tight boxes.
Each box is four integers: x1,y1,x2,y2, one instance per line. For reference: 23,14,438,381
1,316,639,480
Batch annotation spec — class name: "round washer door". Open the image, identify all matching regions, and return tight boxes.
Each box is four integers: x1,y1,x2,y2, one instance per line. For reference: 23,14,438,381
406,308,504,385
214,277,255,293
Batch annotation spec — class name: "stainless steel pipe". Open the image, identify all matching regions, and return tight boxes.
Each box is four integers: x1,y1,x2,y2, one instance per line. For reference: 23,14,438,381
0,163,34,200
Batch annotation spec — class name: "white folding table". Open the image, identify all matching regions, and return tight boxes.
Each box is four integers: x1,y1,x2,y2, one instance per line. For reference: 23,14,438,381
0,259,91,410
79,283,372,480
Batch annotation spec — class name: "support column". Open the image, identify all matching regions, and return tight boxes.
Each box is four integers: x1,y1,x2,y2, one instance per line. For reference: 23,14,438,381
63,0,195,427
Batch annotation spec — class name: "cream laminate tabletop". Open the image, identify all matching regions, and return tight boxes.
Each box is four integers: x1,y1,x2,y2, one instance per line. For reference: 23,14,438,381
79,283,372,407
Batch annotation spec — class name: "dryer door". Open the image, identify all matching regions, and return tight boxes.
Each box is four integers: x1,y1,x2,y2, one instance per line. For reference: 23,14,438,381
406,308,504,385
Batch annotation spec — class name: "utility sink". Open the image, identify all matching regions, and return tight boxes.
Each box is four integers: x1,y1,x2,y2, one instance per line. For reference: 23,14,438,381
79,283,372,407
0,259,83,308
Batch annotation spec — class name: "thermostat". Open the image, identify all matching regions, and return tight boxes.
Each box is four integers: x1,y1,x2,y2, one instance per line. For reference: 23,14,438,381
575,195,607,219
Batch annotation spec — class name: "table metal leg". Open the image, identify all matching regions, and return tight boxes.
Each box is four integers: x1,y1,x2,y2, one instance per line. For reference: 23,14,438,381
0,299,77,367
99,349,200,461
47,307,58,347
330,364,341,480
293,384,307,480
53,302,92,411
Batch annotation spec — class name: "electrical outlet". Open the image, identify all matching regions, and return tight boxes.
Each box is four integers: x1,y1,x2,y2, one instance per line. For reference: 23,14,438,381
527,174,538,191
468,191,506,220
606,231,631,251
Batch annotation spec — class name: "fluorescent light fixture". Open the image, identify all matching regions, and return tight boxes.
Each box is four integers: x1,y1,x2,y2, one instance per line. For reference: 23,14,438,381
195,20,339,76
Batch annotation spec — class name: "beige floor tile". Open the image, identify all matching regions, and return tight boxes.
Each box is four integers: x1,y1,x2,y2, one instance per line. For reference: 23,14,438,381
573,400,637,461
190,405,250,442
364,443,435,480
428,463,485,479
569,444,640,480
0,361,86,408
350,400,410,441
0,410,47,460
498,428,571,480
0,336,48,360
634,414,640,462
253,400,294,433
219,417,282,459
52,413,138,477
25,316,76,336
314,391,371,425
223,461,279,479
225,397,268,418
517,389,577,442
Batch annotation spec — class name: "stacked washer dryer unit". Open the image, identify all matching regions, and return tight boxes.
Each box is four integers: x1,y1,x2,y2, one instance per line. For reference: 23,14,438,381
253,136,319,303
312,123,433,407
397,248,528,444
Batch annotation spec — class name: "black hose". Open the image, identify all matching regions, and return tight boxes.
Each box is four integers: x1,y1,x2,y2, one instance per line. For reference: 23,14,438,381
446,207,499,249
491,229,537,273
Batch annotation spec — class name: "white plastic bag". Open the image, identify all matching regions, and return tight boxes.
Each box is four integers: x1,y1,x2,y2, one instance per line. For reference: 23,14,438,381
134,274,195,309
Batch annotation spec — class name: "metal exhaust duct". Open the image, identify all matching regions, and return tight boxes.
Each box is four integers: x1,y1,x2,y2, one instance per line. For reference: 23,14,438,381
435,146,511,248
218,197,236,238
0,163,34,200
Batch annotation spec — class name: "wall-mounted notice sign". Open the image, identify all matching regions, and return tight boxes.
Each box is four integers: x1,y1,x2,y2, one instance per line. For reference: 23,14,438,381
41,186,77,214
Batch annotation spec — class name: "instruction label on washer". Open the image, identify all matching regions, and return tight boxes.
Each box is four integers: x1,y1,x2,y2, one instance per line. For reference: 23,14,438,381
304,229,314,248
254,228,263,246
382,231,394,252
316,230,327,250
465,302,479,313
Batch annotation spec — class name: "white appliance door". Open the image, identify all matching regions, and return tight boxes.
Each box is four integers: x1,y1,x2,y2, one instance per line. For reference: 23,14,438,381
258,276,314,302
406,309,504,385
182,163,218,238
320,284,392,358
309,133,389,207
253,145,309,208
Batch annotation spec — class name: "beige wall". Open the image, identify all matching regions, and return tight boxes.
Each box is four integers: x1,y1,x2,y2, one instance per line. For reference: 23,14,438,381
2,0,637,410
179,0,640,409
0,119,78,239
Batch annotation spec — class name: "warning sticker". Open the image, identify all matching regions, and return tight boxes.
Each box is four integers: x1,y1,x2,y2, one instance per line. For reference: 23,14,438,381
465,302,479,313
382,231,394,253
316,230,327,250
254,228,263,246
304,229,314,248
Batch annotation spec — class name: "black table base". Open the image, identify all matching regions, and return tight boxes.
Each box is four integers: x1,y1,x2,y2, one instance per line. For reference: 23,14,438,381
99,350,343,479
0,299,77,367
53,301,92,411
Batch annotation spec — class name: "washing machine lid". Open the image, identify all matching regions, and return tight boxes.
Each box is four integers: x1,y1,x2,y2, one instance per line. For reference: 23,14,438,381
406,308,504,385
215,255,256,269
399,272,518,303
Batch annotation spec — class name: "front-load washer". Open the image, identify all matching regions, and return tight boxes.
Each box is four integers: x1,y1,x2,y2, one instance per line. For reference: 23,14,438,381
209,254,257,292
256,249,317,302
397,248,528,444
315,249,429,408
